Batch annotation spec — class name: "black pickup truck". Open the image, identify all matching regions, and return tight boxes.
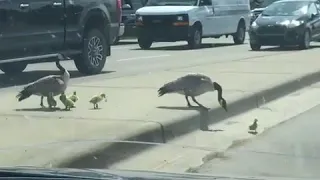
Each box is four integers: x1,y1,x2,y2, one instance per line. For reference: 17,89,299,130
0,0,122,75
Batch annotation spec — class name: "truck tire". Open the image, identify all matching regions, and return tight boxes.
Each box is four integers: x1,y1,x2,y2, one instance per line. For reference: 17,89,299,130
233,21,246,44
0,62,27,75
74,28,108,75
298,30,311,50
250,42,261,51
138,36,153,49
188,25,202,49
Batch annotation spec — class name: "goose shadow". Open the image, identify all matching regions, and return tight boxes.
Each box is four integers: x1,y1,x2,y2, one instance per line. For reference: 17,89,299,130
0,70,115,89
15,107,61,112
157,106,214,131
248,131,258,135
89,108,102,110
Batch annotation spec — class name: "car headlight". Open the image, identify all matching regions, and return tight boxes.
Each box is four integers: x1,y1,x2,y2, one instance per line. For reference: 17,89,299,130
279,20,303,27
177,16,183,21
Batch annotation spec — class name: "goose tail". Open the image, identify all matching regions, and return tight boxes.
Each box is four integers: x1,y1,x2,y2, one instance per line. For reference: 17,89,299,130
16,88,32,102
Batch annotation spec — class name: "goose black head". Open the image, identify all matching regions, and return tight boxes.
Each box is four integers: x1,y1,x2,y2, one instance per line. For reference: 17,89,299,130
100,93,106,98
219,97,228,112
254,119,258,123
73,91,77,95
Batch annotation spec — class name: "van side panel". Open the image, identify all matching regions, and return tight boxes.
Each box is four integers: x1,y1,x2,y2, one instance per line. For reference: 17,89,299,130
212,0,250,34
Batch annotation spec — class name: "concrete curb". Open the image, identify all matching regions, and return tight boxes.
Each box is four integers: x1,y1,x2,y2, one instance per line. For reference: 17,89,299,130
57,70,320,169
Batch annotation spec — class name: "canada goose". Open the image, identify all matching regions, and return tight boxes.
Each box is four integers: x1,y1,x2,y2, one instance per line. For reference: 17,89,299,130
68,91,79,103
16,60,70,107
89,93,107,109
249,119,258,133
59,92,75,110
47,92,57,109
158,73,227,111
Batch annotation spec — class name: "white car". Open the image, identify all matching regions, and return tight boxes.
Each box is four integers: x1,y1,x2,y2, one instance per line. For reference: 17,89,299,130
135,0,251,49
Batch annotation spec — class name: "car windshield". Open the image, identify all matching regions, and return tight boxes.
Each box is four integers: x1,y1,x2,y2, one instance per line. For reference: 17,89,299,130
260,0,281,8
145,0,198,6
262,1,309,16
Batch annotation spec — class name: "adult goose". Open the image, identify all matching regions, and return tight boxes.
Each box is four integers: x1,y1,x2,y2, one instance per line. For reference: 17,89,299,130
16,60,70,107
158,73,227,111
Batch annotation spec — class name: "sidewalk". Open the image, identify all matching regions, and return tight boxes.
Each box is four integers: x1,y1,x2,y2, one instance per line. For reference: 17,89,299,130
0,48,319,167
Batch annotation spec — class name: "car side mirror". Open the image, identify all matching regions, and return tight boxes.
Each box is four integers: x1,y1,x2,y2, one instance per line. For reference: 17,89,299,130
122,4,131,10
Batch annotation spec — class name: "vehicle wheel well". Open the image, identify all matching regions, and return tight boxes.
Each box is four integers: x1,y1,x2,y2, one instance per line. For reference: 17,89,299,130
193,21,202,32
84,11,110,43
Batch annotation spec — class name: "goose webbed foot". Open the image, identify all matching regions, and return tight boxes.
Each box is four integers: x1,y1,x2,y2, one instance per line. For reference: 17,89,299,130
191,96,210,110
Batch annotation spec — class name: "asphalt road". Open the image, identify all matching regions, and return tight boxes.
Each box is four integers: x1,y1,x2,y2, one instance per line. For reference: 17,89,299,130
1,36,318,92
197,103,320,179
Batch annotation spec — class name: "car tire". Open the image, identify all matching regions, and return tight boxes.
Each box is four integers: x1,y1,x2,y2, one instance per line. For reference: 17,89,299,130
298,30,311,50
233,22,246,44
188,26,202,49
250,43,261,51
74,28,108,75
0,62,27,75
138,36,153,49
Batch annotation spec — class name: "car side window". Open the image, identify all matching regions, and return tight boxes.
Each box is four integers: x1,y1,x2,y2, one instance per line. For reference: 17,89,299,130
308,3,319,15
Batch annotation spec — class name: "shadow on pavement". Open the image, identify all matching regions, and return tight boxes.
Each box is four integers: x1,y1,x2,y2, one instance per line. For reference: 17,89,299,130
59,107,211,169
157,106,202,111
15,107,61,112
0,70,115,89
131,43,241,51
249,45,320,52
112,41,137,46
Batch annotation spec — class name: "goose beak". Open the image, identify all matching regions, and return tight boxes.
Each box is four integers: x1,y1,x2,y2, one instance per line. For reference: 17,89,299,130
224,106,228,112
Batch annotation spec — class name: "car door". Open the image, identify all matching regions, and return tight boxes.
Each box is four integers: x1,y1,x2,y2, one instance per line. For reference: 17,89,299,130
0,0,32,60
0,0,12,59
307,2,320,40
197,0,215,36
26,0,65,53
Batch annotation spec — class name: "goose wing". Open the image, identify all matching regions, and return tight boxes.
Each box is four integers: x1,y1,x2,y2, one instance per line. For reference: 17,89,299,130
24,75,65,96
176,73,212,90
158,73,212,96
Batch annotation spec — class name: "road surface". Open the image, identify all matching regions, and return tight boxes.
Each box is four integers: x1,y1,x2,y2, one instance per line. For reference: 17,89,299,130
1,37,315,91
197,103,320,179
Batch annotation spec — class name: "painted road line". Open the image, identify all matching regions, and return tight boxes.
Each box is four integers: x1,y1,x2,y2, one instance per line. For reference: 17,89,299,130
116,54,171,62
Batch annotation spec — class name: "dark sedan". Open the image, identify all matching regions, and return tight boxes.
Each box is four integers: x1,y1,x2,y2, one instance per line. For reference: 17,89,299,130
249,0,320,50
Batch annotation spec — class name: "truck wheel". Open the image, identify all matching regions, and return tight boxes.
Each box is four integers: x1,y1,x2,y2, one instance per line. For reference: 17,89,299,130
0,62,27,75
138,36,152,49
74,28,108,75
233,22,246,44
250,43,261,51
188,26,202,49
298,30,311,50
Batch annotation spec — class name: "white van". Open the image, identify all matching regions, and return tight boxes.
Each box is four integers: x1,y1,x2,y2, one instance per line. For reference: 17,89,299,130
135,0,251,49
